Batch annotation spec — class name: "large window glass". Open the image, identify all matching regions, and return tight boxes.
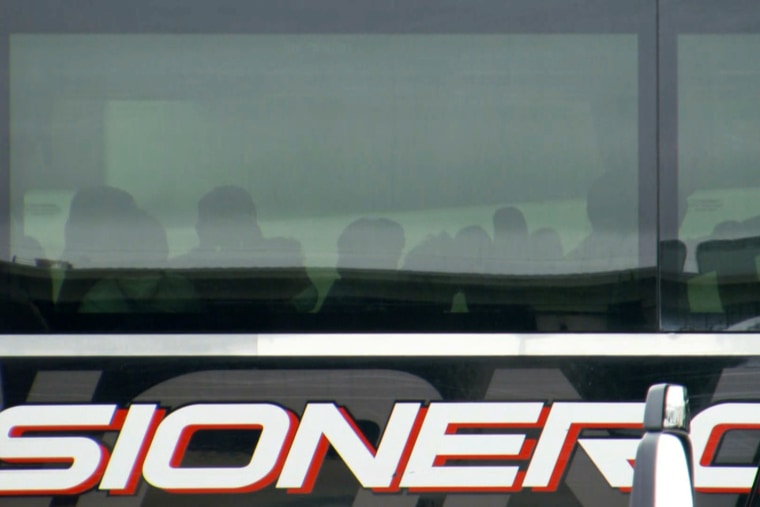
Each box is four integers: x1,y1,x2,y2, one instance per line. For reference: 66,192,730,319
662,0,760,331
0,0,656,332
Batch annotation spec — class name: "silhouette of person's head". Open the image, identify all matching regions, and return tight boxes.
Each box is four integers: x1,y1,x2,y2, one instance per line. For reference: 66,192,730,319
336,218,405,276
196,186,262,251
63,186,138,267
493,207,528,244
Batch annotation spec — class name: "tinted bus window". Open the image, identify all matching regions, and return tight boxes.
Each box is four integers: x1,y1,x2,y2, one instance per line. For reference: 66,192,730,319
661,0,760,331
0,0,657,333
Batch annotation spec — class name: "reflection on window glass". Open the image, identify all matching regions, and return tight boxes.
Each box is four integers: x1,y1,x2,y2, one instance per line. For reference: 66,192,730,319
676,35,760,330
6,34,647,332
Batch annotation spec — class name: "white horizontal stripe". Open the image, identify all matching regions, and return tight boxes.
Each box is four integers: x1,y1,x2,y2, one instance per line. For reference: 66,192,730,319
0,333,756,357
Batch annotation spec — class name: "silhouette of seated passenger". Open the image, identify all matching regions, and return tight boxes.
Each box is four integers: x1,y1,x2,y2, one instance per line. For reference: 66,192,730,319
454,225,493,275
491,206,529,274
453,224,535,329
174,185,316,314
173,186,263,268
252,236,318,313
321,218,406,313
566,173,647,329
401,232,458,313
61,185,139,268
403,232,456,274
453,225,495,308
78,209,200,314
58,186,143,314
568,171,638,272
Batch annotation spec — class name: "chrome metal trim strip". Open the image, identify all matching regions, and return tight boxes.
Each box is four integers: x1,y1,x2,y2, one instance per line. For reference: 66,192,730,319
0,333,754,357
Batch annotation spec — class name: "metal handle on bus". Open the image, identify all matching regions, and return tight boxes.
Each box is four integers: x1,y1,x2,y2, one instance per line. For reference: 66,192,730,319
629,384,694,507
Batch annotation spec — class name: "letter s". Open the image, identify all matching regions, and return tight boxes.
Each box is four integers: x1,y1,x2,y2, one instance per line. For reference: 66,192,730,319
0,404,118,495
